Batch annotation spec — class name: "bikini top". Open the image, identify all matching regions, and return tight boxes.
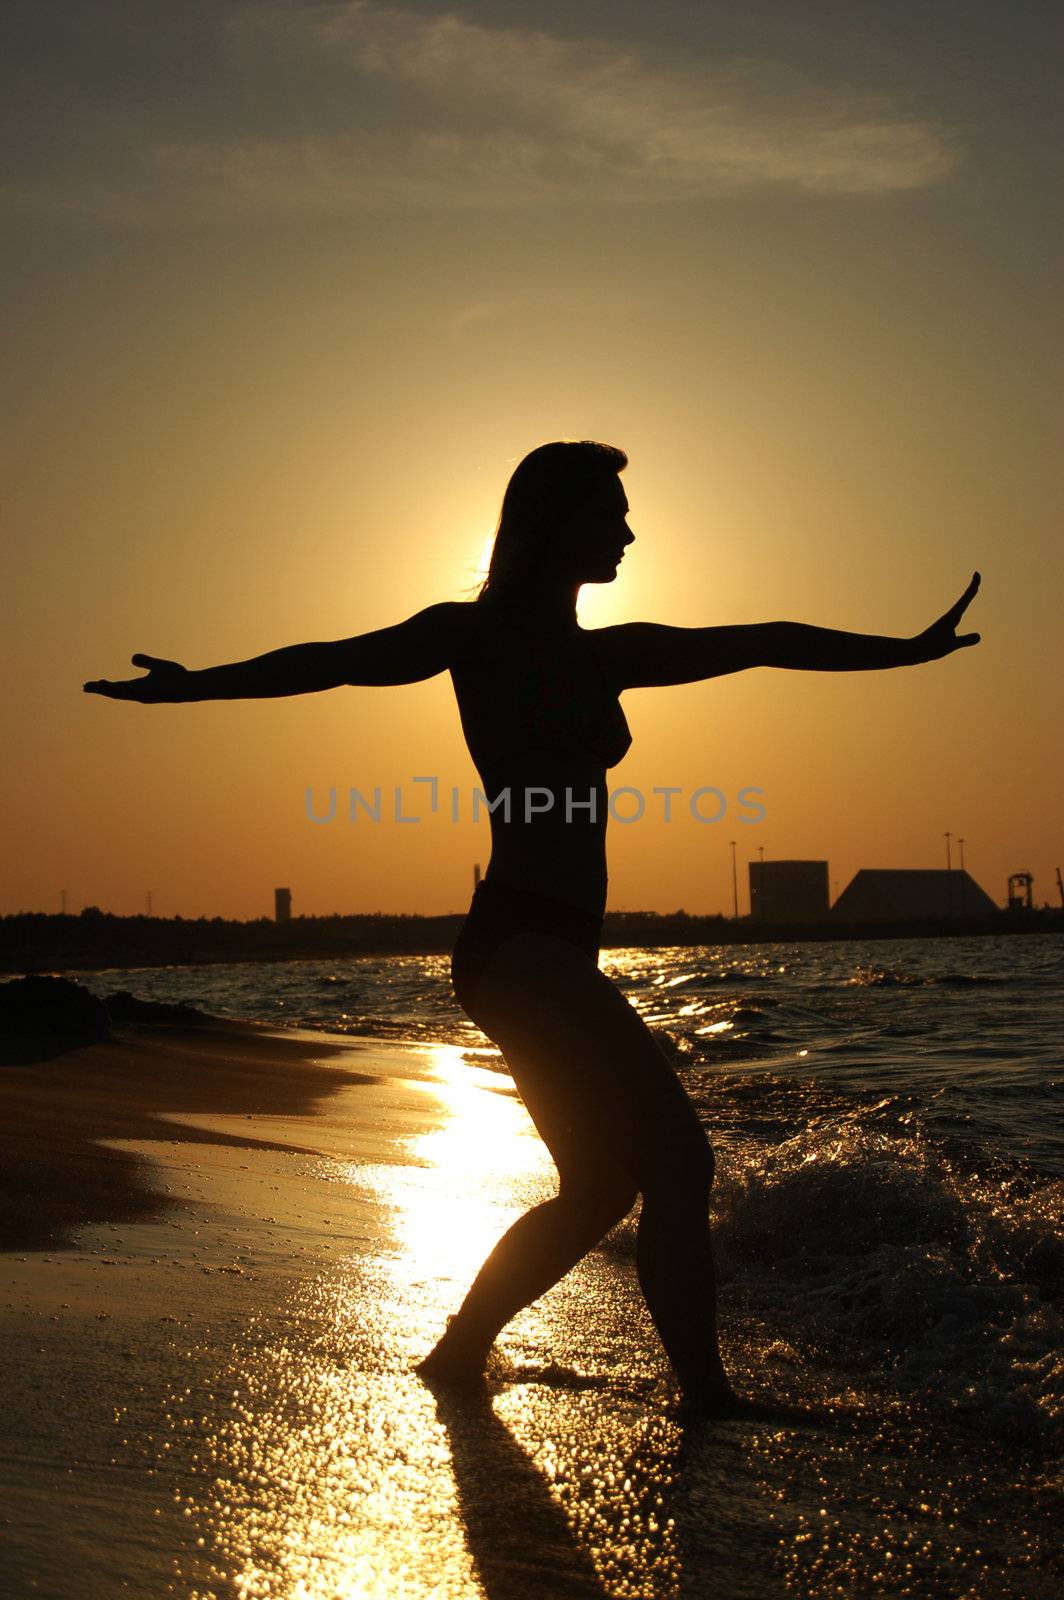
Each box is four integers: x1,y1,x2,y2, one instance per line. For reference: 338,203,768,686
453,607,633,784
519,629,632,771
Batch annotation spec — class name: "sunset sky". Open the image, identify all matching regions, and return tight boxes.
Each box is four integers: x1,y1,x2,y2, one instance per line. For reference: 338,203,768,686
4,0,1060,918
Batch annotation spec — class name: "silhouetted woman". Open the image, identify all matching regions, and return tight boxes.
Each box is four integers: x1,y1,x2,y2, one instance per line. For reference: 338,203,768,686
85,441,980,1418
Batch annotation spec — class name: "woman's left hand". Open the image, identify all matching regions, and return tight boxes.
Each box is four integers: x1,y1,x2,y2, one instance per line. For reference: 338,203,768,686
911,572,981,661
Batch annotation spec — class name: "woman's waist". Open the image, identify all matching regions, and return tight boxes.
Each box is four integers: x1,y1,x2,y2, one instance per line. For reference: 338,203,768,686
462,876,605,946
477,757,607,811
482,827,607,913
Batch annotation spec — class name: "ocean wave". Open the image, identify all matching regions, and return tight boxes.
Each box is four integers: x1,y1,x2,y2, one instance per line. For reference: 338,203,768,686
706,1118,1064,1443
847,966,1011,988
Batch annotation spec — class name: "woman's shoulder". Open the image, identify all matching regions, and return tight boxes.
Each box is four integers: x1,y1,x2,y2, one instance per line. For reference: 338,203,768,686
446,598,521,666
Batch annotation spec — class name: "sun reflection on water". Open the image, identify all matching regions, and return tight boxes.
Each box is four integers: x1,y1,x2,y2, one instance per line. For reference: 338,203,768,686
373,1045,555,1307
163,1045,575,1600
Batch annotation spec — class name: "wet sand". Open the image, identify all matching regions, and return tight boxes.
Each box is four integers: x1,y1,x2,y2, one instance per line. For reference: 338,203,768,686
1,1021,665,1598
0,1022,1054,1599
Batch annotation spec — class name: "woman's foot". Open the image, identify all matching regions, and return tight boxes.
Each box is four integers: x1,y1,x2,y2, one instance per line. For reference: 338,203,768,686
671,1374,754,1424
673,1380,793,1426
415,1317,493,1389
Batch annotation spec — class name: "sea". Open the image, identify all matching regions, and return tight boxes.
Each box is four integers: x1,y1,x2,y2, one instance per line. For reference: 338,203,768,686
63,932,1062,1594
74,934,1062,1384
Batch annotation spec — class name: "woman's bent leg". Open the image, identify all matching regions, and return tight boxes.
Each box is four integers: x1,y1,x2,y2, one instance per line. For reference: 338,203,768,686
422,1178,638,1377
422,932,729,1399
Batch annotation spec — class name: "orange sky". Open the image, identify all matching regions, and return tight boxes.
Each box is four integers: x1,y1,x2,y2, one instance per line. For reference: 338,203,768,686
4,2,1060,918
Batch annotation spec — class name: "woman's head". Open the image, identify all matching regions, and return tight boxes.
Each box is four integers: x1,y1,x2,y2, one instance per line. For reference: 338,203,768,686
478,441,632,603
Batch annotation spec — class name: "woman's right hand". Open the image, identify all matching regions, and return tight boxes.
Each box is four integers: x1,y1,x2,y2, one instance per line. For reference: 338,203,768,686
83,654,191,703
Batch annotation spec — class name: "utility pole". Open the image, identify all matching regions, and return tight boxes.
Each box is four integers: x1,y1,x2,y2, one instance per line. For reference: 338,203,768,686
944,831,952,917
729,840,738,919
957,839,966,916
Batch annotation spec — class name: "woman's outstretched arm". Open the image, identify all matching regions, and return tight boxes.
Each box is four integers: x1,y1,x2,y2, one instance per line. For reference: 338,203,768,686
595,574,981,690
83,602,469,703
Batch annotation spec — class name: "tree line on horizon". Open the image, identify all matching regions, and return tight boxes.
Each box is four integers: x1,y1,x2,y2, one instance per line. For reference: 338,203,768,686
1,903,1054,974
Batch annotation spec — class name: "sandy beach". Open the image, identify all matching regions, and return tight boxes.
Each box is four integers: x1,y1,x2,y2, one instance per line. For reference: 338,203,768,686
1,1017,1057,1599
0,1020,672,1599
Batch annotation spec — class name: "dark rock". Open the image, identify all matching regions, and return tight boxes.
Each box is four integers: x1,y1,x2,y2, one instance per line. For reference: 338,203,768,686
103,990,214,1026
0,975,111,1040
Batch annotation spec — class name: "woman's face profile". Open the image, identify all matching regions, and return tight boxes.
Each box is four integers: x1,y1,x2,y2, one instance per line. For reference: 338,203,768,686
562,475,635,586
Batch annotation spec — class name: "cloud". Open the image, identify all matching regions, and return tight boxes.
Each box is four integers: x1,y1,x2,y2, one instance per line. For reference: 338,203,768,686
440,287,637,342
4,1,959,224
329,3,955,193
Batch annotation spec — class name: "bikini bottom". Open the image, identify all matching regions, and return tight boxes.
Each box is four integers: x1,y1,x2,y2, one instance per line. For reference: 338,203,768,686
451,879,603,1021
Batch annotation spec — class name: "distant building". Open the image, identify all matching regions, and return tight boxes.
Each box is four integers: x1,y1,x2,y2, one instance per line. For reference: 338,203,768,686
1007,872,1034,911
274,887,292,923
749,860,829,922
831,869,997,921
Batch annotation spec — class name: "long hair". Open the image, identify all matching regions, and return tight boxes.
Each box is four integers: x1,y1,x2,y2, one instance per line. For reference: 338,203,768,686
478,441,627,603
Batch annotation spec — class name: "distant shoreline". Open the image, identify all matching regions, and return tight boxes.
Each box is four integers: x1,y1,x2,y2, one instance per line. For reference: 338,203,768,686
2,907,1061,974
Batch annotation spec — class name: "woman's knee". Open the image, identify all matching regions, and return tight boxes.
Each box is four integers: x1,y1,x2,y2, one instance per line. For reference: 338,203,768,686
639,1122,715,1206
557,1166,638,1232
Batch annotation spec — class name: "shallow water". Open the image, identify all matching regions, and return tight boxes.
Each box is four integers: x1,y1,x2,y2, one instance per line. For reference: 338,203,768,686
69,935,1063,1455
127,1041,1063,1598
5,942,1062,1597
52,934,1062,1587
70,936,1062,1162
